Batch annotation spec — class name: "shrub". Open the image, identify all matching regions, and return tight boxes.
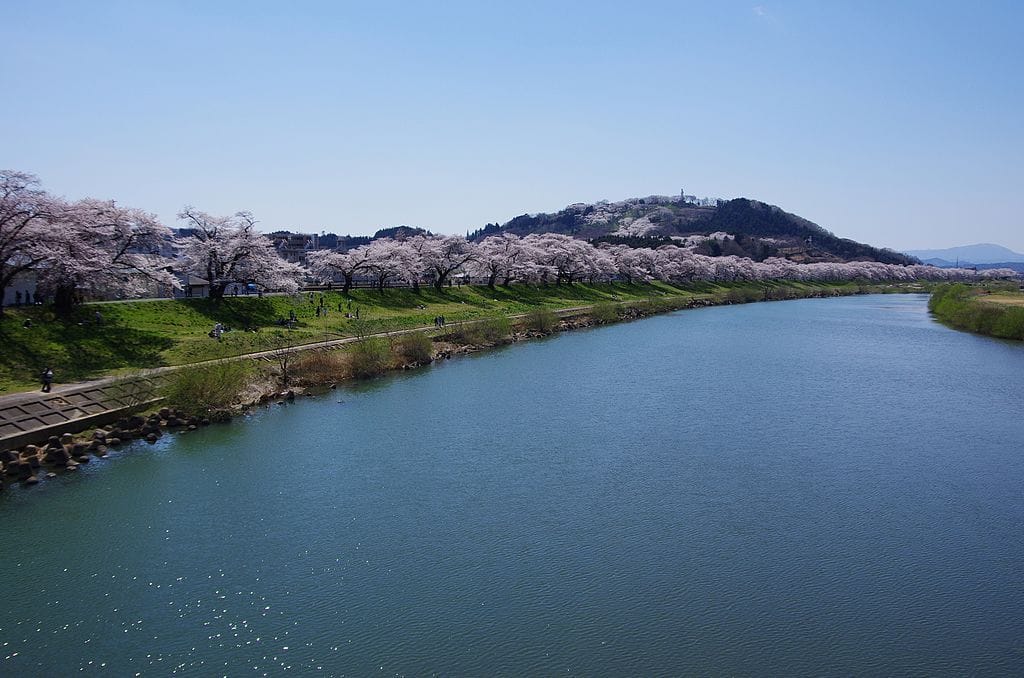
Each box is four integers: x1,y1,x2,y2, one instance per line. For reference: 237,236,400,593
993,308,1024,340
523,308,559,333
456,315,511,344
644,295,687,313
394,331,434,364
724,288,750,303
628,299,655,316
162,361,252,416
590,302,619,324
991,307,1024,340
292,350,348,384
349,337,391,379
765,286,797,301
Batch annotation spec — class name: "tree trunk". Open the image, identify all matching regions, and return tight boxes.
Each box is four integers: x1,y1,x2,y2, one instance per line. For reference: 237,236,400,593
53,284,76,315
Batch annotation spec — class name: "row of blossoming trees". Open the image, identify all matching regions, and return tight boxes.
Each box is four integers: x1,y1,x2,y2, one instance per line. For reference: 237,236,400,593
305,232,1007,292
0,170,1012,315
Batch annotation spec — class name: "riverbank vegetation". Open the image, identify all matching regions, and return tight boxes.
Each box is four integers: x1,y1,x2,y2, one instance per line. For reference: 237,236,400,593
0,280,926,393
161,362,255,418
929,283,1024,340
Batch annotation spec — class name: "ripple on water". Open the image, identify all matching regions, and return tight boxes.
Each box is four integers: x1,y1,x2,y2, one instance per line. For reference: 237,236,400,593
2,295,1024,675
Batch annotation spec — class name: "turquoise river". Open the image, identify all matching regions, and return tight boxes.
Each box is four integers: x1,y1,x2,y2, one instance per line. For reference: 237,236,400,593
2,294,1023,675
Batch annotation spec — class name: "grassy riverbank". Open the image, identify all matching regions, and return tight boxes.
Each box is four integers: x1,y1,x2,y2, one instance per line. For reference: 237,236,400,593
929,283,1024,340
0,280,915,393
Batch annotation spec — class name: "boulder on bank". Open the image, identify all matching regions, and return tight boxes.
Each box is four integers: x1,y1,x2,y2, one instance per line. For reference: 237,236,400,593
44,446,71,466
8,460,33,479
21,449,40,469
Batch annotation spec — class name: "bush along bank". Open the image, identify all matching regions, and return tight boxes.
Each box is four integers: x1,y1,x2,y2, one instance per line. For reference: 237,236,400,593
929,283,1024,341
1,280,919,492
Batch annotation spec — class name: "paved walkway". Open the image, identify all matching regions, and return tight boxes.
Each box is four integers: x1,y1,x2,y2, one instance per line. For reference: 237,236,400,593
0,304,603,451
0,374,170,450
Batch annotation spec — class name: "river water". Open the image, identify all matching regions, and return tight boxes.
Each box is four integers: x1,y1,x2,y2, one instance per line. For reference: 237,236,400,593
2,294,1023,676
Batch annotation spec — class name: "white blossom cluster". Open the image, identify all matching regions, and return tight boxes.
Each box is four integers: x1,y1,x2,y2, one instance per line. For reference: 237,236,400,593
308,232,1014,291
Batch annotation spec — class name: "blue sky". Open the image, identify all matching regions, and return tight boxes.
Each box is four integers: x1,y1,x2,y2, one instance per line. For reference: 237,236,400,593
2,1,1022,251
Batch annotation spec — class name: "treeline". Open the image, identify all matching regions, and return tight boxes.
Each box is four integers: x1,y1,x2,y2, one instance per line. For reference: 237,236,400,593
308,232,1013,294
929,284,1024,340
3,170,1015,318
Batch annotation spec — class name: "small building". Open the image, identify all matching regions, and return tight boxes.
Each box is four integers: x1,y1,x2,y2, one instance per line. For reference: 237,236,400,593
177,275,211,298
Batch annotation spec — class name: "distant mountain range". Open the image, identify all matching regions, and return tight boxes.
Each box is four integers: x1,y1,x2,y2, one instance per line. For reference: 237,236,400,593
904,243,1024,267
467,195,915,265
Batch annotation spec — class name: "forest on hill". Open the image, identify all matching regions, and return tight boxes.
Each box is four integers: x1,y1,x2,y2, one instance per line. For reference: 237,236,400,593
468,195,916,266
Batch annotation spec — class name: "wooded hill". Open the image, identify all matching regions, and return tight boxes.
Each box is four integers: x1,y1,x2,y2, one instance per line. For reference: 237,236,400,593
468,196,916,266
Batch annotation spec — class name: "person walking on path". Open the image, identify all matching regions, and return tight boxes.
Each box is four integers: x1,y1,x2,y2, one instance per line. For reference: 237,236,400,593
41,367,54,393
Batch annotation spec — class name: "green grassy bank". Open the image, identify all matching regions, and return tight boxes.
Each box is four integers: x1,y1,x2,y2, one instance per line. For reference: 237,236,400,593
928,283,1024,341
0,280,911,393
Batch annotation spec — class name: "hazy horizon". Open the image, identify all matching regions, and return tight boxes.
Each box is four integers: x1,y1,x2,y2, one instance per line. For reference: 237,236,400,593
3,1,1022,251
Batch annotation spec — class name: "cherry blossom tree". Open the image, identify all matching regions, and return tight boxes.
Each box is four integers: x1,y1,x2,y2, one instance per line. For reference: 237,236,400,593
522,234,598,284
410,235,477,290
177,208,305,300
0,171,60,314
472,234,533,288
362,238,415,291
606,245,652,283
306,247,373,294
38,199,178,313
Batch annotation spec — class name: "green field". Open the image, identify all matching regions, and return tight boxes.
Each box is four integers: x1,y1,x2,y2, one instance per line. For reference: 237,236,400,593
929,283,1024,341
0,280,884,393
